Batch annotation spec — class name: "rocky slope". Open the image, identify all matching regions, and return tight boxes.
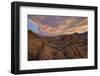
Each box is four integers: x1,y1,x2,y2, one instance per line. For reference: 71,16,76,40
28,30,88,61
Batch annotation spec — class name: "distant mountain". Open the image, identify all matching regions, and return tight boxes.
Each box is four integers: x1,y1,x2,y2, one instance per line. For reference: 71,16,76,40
28,30,88,61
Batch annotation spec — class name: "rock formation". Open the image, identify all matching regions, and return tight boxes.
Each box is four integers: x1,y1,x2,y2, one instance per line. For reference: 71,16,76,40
28,30,88,61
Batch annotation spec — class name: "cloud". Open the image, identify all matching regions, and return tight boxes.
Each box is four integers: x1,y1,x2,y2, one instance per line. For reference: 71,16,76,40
28,15,88,36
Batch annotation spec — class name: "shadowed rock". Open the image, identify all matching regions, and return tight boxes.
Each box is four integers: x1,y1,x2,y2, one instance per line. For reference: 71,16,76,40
28,30,88,61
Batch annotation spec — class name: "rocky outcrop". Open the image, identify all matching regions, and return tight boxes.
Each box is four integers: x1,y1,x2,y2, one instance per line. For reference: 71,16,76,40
28,30,88,61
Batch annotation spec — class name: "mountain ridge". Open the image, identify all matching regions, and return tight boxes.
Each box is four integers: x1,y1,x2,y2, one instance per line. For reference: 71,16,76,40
28,30,88,60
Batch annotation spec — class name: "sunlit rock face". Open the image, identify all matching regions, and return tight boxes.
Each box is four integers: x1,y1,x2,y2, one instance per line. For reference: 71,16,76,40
28,15,88,37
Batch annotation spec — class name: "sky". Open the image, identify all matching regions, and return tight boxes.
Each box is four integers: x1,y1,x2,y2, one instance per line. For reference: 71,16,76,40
28,15,88,36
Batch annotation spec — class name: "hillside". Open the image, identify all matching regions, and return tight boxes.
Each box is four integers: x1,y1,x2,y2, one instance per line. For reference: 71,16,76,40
28,30,88,60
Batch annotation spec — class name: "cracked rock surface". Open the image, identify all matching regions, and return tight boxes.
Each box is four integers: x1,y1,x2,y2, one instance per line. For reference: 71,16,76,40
28,30,88,61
